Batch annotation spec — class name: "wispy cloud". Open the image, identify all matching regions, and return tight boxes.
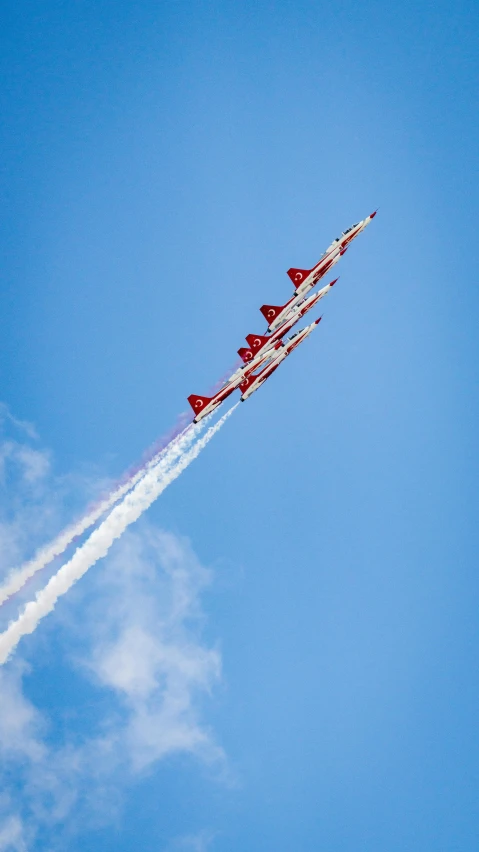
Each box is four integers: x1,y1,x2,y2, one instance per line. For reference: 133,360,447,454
0,813,28,852
0,409,225,849
83,525,224,773
0,404,38,442
167,829,217,852
0,442,50,487
0,406,236,664
0,420,199,608
0,665,46,762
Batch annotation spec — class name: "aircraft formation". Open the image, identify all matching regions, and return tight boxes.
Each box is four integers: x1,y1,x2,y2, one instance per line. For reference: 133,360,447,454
188,212,377,422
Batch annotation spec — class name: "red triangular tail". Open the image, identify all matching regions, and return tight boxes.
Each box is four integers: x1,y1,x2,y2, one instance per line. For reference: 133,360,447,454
237,347,254,364
187,394,212,414
260,304,284,323
287,267,311,286
245,333,270,353
239,373,257,393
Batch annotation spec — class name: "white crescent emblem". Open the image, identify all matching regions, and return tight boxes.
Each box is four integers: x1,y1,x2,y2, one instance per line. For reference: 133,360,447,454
253,338,262,347
195,400,203,409
267,309,275,319
245,351,252,360
294,272,303,282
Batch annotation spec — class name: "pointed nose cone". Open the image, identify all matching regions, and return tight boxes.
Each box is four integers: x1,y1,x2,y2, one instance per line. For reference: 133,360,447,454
315,316,322,325
329,277,339,287
369,210,377,219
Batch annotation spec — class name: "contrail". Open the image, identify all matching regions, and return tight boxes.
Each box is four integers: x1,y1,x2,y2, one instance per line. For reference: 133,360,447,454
0,418,207,607
0,404,237,665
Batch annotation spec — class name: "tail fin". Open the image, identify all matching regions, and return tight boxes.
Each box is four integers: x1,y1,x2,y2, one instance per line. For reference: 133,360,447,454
237,347,254,364
245,333,270,353
287,267,311,286
260,304,284,323
187,394,212,415
239,373,257,393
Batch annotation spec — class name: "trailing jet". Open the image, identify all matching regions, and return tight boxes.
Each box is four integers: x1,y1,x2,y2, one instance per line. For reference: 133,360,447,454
187,341,282,422
239,319,321,402
187,383,238,423
262,212,376,331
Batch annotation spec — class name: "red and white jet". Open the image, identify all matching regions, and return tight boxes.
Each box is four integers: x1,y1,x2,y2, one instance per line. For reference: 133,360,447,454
258,277,337,340
239,318,321,402
187,279,336,422
262,211,376,331
187,383,238,423
187,212,376,422
187,341,282,421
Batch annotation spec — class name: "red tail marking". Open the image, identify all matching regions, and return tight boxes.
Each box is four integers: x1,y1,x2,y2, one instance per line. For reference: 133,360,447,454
260,304,283,322
239,373,257,393
187,394,212,414
238,347,254,363
245,333,270,353
287,267,311,286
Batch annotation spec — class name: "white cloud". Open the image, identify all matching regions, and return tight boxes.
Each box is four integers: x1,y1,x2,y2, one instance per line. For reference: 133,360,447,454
0,404,38,442
0,667,46,762
0,409,224,848
168,829,217,852
0,814,28,852
0,442,49,487
85,526,223,772
13,446,50,485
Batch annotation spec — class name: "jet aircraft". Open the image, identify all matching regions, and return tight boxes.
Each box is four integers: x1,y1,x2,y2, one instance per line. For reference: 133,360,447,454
238,319,321,401
262,212,376,331
188,317,321,422
187,212,376,422
257,278,336,343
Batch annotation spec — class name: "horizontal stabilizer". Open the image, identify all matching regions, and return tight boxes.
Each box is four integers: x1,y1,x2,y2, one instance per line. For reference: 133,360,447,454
245,333,270,353
287,267,311,286
238,347,254,363
187,394,212,414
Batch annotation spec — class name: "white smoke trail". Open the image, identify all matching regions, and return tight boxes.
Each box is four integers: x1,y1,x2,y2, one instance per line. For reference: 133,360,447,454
0,404,237,665
0,419,208,607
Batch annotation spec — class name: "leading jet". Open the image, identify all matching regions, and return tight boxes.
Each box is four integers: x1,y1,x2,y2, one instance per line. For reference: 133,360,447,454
262,211,376,331
187,341,282,422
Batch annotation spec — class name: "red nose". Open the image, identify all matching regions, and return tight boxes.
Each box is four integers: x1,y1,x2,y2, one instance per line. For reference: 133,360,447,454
329,278,339,287
370,211,377,218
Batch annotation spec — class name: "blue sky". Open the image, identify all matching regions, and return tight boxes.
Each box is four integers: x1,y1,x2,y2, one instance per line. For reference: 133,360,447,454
1,1,479,849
